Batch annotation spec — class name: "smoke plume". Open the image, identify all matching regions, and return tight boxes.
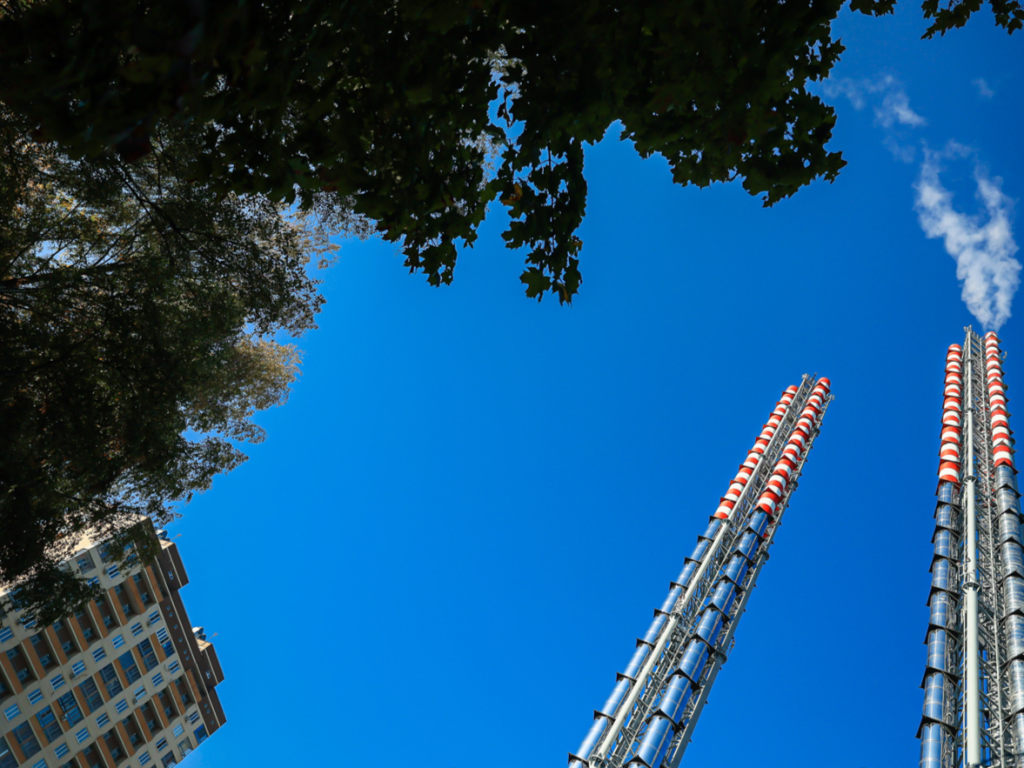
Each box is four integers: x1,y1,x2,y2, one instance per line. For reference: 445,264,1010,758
915,143,1020,331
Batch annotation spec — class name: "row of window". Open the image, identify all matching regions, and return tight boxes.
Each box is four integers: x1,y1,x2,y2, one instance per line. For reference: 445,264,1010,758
5,639,173,728
1,573,161,658
1,608,167,705
0,714,205,768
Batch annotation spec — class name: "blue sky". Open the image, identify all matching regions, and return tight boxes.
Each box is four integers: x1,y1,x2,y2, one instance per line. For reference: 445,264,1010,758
174,6,1023,768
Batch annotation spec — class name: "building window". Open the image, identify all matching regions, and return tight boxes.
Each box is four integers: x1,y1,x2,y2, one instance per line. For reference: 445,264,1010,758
86,577,99,588
3,703,20,721
31,760,47,768
0,679,9,701
131,623,143,637
173,679,190,706
118,651,141,684
77,679,103,713
96,713,109,728
114,699,128,714
80,745,101,768
134,685,146,701
98,663,123,698
27,688,43,705
49,674,65,692
138,640,158,672
92,648,106,663
172,724,183,737
188,712,200,725
113,586,133,618
111,634,125,650
75,728,89,744
167,660,180,674
133,575,152,604
148,611,161,626
0,627,12,644
151,673,163,687
12,721,41,758
71,661,86,678
155,738,167,751
160,753,176,767
138,751,152,766
30,635,54,669
54,743,69,758
157,690,175,718
51,620,78,656
98,545,112,564
104,730,122,761
76,552,96,573
75,612,96,644
6,648,32,683
106,565,120,579
193,725,207,745
0,737,17,768
140,703,158,735
56,692,82,727
36,705,61,743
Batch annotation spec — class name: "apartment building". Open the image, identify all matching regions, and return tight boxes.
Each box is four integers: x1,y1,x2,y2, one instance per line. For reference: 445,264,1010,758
0,524,225,768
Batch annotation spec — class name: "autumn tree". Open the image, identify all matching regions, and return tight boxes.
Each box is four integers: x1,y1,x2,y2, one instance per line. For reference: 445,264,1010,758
0,112,345,623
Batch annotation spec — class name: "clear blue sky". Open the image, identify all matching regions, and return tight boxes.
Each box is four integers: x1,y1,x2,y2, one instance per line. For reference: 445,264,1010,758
174,6,1022,767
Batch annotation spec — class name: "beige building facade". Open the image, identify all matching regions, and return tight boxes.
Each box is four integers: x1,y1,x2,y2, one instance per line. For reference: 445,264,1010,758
0,524,225,768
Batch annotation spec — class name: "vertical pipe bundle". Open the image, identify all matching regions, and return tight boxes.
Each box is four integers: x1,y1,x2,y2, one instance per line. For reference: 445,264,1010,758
628,378,831,768
983,333,1024,756
571,515,726,765
627,508,770,768
753,379,829,519
569,380,821,768
919,344,963,768
713,386,799,521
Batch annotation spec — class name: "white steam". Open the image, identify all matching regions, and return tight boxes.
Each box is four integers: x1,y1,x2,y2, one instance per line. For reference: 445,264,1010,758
915,143,1020,331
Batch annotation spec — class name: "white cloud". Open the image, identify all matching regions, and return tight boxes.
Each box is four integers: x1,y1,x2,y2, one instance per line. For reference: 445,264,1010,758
822,75,925,161
915,143,1020,330
822,75,926,126
973,78,995,98
821,78,871,110
883,135,917,164
875,88,927,128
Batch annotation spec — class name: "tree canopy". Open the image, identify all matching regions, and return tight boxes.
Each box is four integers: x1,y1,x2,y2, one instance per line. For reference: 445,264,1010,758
1,0,1018,302
0,112,343,623
0,0,1019,621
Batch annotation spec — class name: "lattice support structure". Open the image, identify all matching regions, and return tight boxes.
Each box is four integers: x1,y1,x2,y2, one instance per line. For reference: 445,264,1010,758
569,374,833,768
919,328,1024,768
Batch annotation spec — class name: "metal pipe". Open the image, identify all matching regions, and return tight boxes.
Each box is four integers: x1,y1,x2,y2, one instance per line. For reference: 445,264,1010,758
662,379,833,768
985,332,1024,760
964,334,981,767
571,513,728,764
590,521,730,761
584,383,807,764
920,343,961,768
